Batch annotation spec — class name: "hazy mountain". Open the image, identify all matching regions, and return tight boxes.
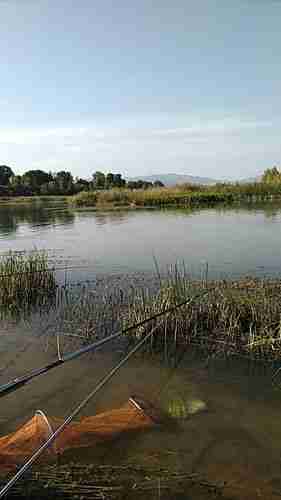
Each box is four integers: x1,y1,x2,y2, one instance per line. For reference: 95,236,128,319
237,175,262,184
128,173,218,186
128,173,263,186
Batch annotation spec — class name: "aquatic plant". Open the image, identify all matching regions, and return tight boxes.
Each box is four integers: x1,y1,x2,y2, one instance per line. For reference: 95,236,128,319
96,188,130,206
121,268,281,365
70,186,234,209
31,265,281,368
69,190,97,207
0,251,57,318
68,181,281,210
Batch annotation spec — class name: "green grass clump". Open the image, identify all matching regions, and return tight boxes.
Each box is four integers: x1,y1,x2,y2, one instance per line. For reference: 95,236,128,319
97,189,131,206
69,191,97,207
130,189,233,207
121,269,281,364
34,265,281,368
69,181,281,210
43,262,281,366
69,187,234,209
0,251,57,317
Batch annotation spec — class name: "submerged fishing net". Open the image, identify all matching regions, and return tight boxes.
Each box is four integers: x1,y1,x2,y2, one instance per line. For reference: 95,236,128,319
0,397,159,472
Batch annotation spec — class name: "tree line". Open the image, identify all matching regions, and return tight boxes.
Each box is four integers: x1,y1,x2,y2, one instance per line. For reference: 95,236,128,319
0,166,164,197
261,167,281,184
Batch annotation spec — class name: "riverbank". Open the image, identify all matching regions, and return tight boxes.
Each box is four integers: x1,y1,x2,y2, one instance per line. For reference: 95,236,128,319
69,188,235,208
69,183,281,209
2,181,281,209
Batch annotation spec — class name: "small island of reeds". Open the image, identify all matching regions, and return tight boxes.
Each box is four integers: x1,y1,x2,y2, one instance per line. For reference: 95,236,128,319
69,181,281,210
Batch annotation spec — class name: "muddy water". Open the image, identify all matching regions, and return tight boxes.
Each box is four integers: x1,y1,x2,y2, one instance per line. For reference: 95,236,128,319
1,323,281,499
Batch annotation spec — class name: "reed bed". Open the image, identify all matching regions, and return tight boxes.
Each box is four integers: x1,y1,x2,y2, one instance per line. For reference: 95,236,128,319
68,190,97,207
41,268,281,367
120,269,281,366
4,253,281,367
48,283,128,344
0,251,57,318
69,187,234,208
69,182,281,209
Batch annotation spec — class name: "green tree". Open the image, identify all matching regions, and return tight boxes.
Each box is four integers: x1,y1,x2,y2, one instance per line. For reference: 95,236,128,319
0,165,14,185
153,180,165,188
262,167,281,183
40,181,58,195
92,171,106,190
9,175,23,195
54,171,74,194
74,177,90,193
22,170,52,193
105,173,114,189
9,175,22,188
112,173,126,188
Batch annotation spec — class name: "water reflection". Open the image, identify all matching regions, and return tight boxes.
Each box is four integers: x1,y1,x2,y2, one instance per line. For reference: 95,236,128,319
1,200,281,280
214,201,281,220
0,201,75,237
88,210,133,226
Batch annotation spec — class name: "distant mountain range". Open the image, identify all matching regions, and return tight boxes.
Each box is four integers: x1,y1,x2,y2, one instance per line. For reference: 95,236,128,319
128,173,218,186
238,175,262,184
128,173,261,186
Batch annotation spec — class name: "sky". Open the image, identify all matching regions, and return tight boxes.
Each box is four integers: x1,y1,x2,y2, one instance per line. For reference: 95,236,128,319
0,0,281,181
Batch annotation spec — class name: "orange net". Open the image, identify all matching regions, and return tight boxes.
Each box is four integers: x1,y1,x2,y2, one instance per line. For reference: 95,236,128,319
0,397,158,472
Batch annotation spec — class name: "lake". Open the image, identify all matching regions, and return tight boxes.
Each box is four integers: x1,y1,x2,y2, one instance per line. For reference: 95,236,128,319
1,200,281,283
2,200,281,499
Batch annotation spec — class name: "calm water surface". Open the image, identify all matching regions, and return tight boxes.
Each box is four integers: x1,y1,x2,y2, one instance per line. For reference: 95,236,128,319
1,200,281,281
2,200,281,499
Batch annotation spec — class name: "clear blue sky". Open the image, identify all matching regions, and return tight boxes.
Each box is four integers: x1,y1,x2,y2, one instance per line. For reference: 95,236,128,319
1,0,280,180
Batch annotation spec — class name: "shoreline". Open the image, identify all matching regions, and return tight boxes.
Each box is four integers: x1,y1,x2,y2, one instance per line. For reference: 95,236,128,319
1,191,281,210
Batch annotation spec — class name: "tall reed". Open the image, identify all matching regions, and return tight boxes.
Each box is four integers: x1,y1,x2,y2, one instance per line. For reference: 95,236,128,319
121,270,281,364
69,182,281,209
48,266,281,365
69,187,234,208
0,251,57,318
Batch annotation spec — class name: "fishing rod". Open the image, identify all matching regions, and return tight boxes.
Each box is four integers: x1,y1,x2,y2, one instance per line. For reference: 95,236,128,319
0,315,170,499
0,291,208,400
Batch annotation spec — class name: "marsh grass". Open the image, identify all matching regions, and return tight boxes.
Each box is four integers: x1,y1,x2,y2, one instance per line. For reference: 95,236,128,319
69,182,281,209
68,191,97,207
50,284,127,342
120,269,281,365
45,266,281,367
69,187,234,208
0,251,57,318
